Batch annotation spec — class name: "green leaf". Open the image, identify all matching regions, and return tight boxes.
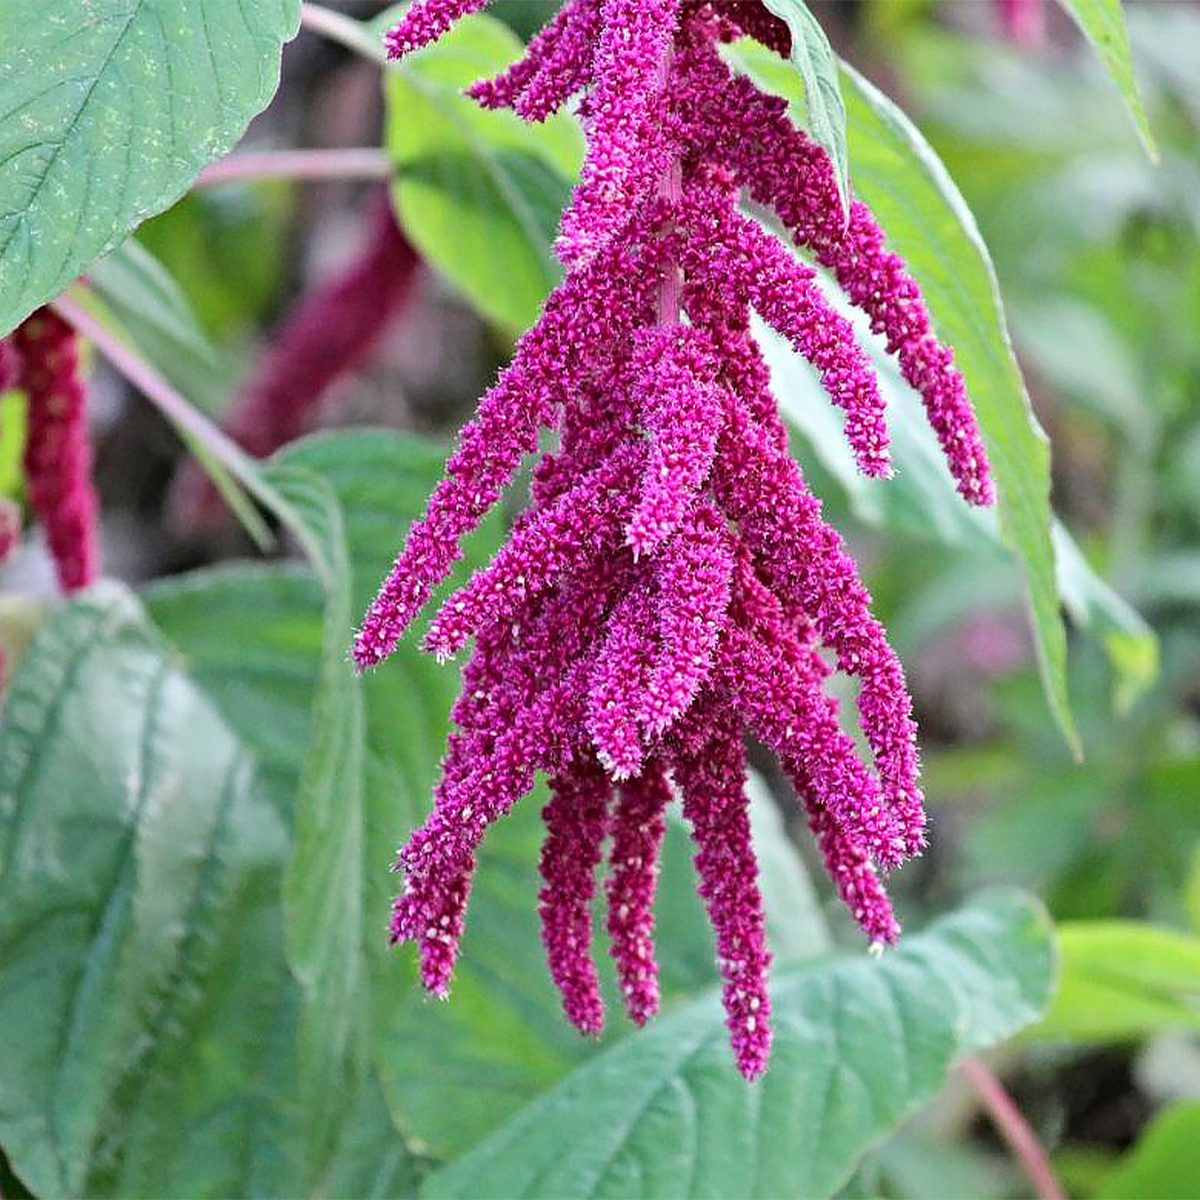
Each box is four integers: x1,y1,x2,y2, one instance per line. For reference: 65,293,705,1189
1029,920,1200,1043
382,12,581,332
1051,523,1158,713
85,239,215,372
1056,0,1159,162
146,428,831,1164
264,457,369,1179
0,0,301,336
1097,1101,1200,1200
758,1,851,218
0,583,293,1198
1185,845,1200,938
0,390,27,499
422,891,1054,1200
840,61,1080,755
723,41,1082,754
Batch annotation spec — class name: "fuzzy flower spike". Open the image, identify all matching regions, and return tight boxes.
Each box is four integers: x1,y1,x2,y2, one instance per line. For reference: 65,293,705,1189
365,0,994,1080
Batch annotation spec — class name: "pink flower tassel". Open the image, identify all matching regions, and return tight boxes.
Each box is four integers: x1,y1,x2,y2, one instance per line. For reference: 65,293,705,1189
670,712,772,1080
538,759,611,1035
13,309,100,593
606,760,672,1025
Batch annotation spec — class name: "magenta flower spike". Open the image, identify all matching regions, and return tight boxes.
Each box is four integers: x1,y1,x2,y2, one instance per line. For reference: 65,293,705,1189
586,581,657,780
624,326,724,556
538,758,611,1035
554,0,681,268
0,335,19,394
384,0,489,59
606,760,673,1025
13,309,100,593
671,705,772,1080
371,0,996,1079
469,0,602,122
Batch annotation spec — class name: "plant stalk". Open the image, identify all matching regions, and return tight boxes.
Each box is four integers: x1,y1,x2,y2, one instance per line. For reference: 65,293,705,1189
960,1055,1065,1200
196,148,390,188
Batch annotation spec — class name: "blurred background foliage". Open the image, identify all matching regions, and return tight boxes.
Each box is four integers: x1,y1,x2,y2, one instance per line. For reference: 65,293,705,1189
1,2,1199,1198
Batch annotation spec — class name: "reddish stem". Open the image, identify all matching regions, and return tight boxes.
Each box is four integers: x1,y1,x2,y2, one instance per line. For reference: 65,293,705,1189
960,1056,1065,1200
195,147,390,188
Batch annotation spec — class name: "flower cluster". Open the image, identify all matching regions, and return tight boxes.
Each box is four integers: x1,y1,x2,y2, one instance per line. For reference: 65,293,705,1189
363,0,994,1079
3,308,100,594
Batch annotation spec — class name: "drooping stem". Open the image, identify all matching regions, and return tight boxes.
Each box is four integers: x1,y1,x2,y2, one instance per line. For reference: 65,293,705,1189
195,148,391,188
959,1056,1065,1200
50,296,276,550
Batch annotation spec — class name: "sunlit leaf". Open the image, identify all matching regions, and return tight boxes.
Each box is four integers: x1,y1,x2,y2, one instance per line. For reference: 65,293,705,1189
382,12,581,332
1097,1100,1200,1200
1029,920,1200,1042
1057,0,1159,161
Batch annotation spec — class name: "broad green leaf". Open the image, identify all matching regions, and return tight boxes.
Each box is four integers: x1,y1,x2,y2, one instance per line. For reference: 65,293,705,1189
758,0,851,218
1057,0,1159,161
0,583,292,1198
422,891,1054,1200
1097,1101,1200,1200
1029,921,1200,1042
0,0,301,336
148,427,830,1163
383,12,581,332
721,42,1081,753
264,458,368,1180
759,314,1157,714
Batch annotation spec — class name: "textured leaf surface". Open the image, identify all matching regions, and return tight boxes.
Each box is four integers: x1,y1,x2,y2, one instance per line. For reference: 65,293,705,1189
383,12,580,332
150,427,829,1161
0,584,291,1198
422,891,1054,1200
1030,920,1200,1042
265,458,368,1177
760,0,850,217
1058,0,1158,160
0,0,301,336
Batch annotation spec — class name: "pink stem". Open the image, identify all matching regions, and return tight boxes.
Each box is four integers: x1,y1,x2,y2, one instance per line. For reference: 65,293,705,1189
195,148,391,188
959,1056,1065,1200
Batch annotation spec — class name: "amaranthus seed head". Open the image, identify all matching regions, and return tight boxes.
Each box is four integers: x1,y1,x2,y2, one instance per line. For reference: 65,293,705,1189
367,0,994,1079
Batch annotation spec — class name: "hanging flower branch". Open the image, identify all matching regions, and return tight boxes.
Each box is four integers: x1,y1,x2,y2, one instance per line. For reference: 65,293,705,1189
360,0,994,1079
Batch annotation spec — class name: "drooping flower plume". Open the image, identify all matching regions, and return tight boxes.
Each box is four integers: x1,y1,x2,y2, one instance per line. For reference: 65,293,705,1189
11,309,100,593
364,0,994,1079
